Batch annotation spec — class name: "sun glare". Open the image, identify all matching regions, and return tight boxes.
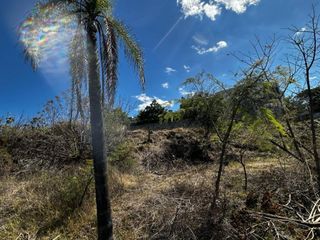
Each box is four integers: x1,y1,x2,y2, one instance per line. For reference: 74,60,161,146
19,4,78,72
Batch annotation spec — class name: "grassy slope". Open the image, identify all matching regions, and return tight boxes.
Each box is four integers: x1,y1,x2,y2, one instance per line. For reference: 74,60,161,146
0,128,312,239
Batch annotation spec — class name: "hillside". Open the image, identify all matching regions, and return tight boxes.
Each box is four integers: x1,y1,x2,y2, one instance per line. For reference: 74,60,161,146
0,126,314,239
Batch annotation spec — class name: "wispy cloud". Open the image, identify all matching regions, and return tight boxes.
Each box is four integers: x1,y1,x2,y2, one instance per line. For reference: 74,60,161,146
192,34,209,45
165,67,177,74
134,93,173,111
192,40,228,54
177,0,260,21
310,76,317,80
162,82,169,89
184,65,191,72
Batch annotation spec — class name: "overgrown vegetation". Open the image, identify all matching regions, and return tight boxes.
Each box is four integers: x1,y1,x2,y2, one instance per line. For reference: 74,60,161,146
2,4,320,240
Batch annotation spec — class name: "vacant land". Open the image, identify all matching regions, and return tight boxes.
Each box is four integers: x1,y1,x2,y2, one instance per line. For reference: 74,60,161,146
0,127,314,239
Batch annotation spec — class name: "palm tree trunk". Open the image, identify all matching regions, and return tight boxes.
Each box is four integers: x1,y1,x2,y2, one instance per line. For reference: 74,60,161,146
87,25,113,240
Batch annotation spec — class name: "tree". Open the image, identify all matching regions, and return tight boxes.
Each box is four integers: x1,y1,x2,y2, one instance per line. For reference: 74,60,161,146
296,86,320,117
212,73,266,206
180,93,223,136
231,117,271,191
208,38,277,210
180,72,224,138
137,100,166,124
20,1,145,239
288,7,320,187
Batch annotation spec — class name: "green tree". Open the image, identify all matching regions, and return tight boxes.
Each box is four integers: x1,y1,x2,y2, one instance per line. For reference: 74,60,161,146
137,100,166,124
180,92,223,138
296,86,320,115
20,1,145,239
180,73,224,138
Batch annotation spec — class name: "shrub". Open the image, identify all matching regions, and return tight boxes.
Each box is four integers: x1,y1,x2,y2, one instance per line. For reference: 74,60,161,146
2,123,91,171
104,107,130,154
109,141,136,173
0,147,13,176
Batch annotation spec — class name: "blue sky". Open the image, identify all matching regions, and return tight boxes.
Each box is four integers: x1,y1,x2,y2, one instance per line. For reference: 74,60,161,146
0,0,317,117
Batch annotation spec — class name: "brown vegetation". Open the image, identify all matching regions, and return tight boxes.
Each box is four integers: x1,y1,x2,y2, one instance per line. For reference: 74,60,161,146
0,126,317,239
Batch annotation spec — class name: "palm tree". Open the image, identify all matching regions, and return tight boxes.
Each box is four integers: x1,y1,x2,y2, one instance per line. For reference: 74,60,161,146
20,1,145,239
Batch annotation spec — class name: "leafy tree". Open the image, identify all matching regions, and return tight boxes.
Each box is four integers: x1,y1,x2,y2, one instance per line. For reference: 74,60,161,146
180,73,224,138
231,116,272,191
137,100,166,124
212,73,268,206
159,110,183,123
20,1,145,239
200,39,278,211
259,8,320,192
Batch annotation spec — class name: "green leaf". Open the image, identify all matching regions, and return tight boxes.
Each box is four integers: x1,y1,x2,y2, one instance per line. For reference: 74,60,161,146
261,108,287,137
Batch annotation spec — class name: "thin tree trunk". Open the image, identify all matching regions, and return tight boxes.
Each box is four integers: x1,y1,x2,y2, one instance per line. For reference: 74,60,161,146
87,25,113,240
212,107,237,206
213,140,228,204
239,153,248,192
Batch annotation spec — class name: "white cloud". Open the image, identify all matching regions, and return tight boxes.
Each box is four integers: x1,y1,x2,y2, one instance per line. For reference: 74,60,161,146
192,40,228,54
179,87,195,96
177,0,205,18
162,82,169,89
310,76,317,80
134,93,173,111
215,0,260,14
184,65,191,72
177,0,260,22
165,67,177,74
294,27,307,36
203,3,222,21
192,34,209,45
177,0,221,21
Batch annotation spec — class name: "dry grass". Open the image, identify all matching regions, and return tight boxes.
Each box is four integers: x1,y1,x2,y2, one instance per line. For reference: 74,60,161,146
0,128,315,239
0,166,95,239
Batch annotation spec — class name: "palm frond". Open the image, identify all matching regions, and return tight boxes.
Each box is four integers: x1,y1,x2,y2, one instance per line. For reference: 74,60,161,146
69,24,88,119
102,18,118,106
21,44,40,70
96,0,113,14
110,18,145,88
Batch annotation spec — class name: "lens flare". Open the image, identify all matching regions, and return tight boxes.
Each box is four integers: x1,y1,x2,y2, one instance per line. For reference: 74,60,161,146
19,4,78,73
